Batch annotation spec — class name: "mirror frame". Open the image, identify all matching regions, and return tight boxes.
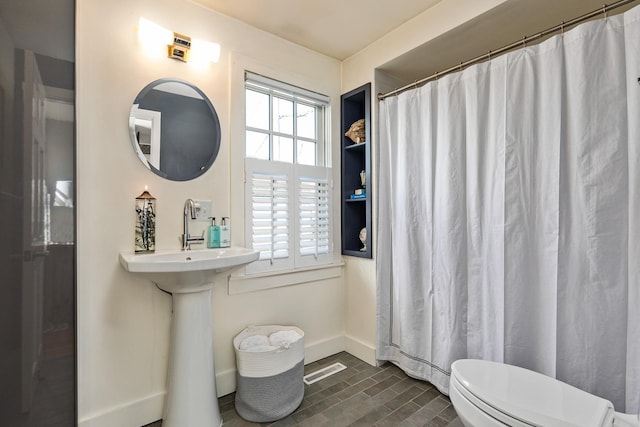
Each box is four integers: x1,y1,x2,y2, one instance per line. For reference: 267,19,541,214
129,78,221,181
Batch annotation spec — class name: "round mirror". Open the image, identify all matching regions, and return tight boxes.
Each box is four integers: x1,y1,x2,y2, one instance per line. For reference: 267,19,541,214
129,78,221,181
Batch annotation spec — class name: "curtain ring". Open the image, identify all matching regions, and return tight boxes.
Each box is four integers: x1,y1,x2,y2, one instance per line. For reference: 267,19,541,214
603,4,608,19
561,21,565,34
522,36,527,48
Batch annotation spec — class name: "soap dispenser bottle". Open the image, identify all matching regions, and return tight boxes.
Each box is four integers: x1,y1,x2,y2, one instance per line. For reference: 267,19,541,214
220,217,231,248
207,217,220,248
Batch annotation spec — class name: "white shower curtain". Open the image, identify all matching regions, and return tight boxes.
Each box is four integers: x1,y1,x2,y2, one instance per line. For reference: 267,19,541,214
377,5,640,413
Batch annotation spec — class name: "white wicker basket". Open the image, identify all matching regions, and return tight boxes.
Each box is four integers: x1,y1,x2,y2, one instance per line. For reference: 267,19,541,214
233,325,305,422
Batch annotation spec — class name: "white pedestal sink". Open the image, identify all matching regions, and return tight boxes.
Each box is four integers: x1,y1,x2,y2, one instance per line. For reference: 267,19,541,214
119,247,259,427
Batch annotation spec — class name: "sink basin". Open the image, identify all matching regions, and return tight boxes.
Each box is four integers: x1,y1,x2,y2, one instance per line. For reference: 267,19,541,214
118,246,259,427
119,247,259,293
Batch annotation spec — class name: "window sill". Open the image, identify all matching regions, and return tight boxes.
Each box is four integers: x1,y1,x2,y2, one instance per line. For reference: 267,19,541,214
227,261,345,295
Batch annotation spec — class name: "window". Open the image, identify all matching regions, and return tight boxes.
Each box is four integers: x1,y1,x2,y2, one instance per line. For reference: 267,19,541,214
245,72,327,166
244,72,332,274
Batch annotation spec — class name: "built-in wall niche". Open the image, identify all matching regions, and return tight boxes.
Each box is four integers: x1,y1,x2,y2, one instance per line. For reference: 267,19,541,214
340,83,372,258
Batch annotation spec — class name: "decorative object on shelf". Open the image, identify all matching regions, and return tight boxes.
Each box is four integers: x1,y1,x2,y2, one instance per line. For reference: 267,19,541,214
359,227,367,252
345,118,365,143
349,169,367,199
135,187,156,253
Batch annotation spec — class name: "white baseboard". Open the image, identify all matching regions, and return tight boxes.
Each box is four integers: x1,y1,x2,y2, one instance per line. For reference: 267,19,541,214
345,334,376,366
78,391,165,427
304,334,346,364
79,334,346,426
215,367,238,398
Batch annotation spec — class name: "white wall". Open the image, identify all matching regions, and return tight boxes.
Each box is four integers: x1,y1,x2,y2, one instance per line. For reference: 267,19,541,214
76,1,343,426
340,0,511,367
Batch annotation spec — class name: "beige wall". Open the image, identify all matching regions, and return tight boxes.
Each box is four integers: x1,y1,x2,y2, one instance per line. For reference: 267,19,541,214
76,1,343,426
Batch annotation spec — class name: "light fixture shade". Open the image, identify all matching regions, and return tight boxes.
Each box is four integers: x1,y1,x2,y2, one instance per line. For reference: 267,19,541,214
191,38,221,64
138,18,173,56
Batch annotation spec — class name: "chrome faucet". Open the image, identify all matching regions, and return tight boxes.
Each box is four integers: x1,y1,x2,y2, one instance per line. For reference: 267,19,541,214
182,198,205,250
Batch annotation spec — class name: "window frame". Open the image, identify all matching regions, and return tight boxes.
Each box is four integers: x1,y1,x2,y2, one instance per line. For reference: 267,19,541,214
245,71,329,167
243,72,333,275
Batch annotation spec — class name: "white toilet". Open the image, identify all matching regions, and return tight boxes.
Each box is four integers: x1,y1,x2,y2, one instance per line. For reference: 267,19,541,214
449,359,639,427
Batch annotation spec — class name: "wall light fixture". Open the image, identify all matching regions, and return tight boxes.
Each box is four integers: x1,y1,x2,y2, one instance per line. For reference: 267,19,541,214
138,18,220,64
168,32,192,62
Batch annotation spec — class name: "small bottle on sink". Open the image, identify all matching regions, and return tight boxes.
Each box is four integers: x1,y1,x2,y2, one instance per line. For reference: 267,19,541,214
220,217,231,248
207,217,220,248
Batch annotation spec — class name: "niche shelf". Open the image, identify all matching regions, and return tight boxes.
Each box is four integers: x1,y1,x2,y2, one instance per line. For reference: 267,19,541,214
341,83,372,259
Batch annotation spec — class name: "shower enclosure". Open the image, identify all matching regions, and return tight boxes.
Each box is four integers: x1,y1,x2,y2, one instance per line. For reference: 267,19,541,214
0,0,76,425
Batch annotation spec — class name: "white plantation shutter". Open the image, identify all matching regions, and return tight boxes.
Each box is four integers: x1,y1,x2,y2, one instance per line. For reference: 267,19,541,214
245,158,294,273
251,174,289,260
245,159,332,274
296,165,332,267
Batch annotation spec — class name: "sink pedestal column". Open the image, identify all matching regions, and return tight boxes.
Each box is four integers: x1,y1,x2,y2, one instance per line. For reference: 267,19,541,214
163,287,222,427
118,247,260,426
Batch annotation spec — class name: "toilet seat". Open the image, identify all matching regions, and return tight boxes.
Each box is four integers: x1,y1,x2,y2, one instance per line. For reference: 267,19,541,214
450,372,532,426
451,359,615,427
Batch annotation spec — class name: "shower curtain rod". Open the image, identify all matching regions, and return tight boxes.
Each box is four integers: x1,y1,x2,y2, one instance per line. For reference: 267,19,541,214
378,0,639,100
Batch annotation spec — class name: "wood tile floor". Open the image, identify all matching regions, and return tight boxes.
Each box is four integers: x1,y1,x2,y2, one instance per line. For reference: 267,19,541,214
144,352,463,426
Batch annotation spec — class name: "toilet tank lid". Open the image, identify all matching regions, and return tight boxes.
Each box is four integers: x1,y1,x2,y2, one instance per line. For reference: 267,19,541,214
451,359,614,427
